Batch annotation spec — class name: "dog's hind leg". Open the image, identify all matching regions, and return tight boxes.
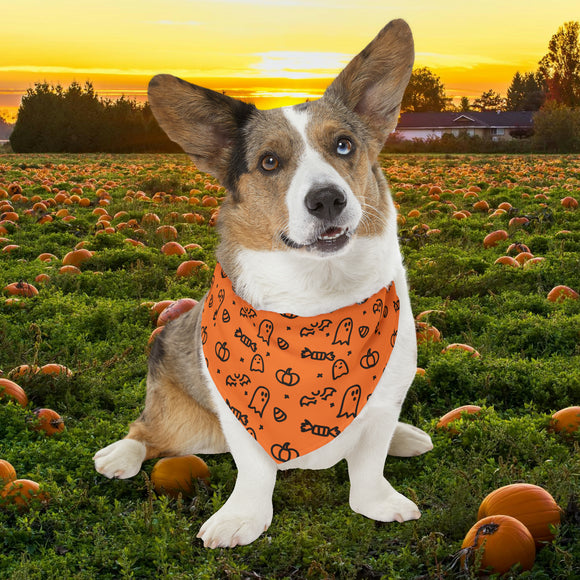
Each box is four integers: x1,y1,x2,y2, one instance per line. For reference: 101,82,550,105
94,374,227,480
388,422,433,457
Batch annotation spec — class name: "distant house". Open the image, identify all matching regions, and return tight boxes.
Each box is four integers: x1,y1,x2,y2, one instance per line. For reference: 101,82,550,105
395,111,535,141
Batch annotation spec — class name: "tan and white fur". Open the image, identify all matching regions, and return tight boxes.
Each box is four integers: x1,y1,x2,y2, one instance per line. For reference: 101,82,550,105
94,19,432,549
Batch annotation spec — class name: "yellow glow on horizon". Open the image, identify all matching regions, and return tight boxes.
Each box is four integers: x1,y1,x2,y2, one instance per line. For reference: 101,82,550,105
1,0,579,120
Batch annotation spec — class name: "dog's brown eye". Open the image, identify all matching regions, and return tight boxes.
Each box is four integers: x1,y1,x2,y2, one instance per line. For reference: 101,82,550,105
336,138,353,156
261,155,279,171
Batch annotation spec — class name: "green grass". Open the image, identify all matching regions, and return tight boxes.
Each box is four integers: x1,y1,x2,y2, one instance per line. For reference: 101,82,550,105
0,153,579,579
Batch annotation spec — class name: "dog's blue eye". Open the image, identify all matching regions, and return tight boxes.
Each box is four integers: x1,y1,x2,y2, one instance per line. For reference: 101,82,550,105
336,138,353,156
261,155,279,171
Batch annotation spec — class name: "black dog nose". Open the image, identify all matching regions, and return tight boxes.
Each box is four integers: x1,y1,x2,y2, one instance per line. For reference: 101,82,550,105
305,186,347,221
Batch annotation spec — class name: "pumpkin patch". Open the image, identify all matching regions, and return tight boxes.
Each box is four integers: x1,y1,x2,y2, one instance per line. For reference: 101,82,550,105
0,153,578,576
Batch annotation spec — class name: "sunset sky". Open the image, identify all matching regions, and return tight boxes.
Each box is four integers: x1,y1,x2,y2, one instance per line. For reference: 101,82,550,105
1,0,579,122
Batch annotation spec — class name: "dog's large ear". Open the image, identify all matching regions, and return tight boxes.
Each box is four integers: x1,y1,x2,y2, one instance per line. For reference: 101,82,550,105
148,74,256,191
324,19,414,152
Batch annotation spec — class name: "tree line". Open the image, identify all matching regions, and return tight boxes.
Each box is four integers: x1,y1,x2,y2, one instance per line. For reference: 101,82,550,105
9,81,180,153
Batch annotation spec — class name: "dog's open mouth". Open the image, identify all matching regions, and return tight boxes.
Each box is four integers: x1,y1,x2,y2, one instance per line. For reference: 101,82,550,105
281,227,351,254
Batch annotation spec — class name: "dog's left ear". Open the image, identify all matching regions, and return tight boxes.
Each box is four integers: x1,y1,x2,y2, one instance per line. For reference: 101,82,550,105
324,19,414,153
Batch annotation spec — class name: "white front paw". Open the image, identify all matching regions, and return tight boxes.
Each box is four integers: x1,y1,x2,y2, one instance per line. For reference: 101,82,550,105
197,503,273,548
350,482,421,522
93,439,146,479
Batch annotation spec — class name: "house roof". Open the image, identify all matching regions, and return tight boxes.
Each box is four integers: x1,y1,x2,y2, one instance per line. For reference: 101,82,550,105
397,111,534,129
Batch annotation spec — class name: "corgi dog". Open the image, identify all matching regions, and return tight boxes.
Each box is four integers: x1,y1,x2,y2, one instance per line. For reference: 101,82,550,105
94,19,432,549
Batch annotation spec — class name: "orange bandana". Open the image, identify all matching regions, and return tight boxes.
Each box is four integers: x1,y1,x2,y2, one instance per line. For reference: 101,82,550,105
201,264,400,464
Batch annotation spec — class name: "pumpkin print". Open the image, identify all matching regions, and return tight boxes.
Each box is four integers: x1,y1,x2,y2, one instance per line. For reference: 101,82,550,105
275,368,300,386
271,442,299,462
214,341,230,362
360,348,379,369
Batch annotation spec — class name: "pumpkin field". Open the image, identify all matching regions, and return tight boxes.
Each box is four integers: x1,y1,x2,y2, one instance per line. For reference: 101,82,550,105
0,152,579,579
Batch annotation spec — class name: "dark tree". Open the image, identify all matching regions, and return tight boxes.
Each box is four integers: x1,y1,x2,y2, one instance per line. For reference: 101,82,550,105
506,72,545,111
9,81,178,153
472,89,505,112
401,67,450,112
538,21,580,107
459,96,471,112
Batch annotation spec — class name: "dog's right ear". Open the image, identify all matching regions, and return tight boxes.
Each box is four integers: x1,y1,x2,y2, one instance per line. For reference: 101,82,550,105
148,74,256,192
323,19,414,156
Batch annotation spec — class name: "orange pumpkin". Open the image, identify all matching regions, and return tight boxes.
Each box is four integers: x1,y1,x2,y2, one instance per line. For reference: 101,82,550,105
0,378,28,407
150,455,210,498
477,483,561,546
0,459,16,484
37,252,59,262
175,260,208,278
547,285,579,302
460,515,535,574
150,300,175,317
415,321,441,343
155,225,178,241
62,248,93,267
0,478,48,509
441,343,480,357
560,196,578,209
494,255,519,267
201,195,219,207
31,408,65,436
160,241,186,256
514,251,534,265
40,363,73,377
8,364,40,378
472,200,489,212
3,281,39,297
436,405,482,431
550,406,580,434
483,229,508,248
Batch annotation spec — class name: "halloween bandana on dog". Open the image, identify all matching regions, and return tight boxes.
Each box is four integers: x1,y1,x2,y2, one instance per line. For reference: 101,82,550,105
202,264,400,464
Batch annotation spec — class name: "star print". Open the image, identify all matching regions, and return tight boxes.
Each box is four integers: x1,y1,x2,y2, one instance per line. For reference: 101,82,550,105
259,425,264,430
240,357,245,363
284,394,290,399
317,373,323,378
